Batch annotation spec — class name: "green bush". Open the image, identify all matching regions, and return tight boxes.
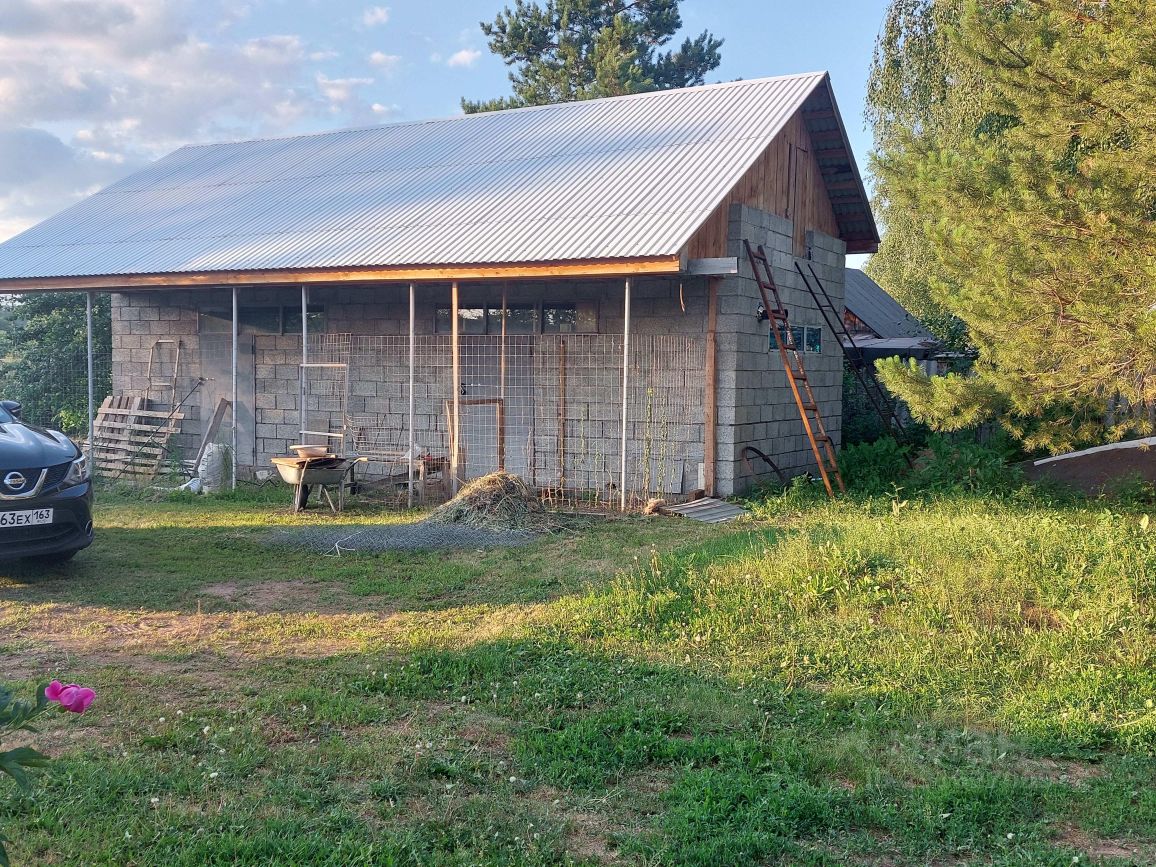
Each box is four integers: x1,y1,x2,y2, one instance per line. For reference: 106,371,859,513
838,432,1022,497
912,433,1022,494
838,438,911,495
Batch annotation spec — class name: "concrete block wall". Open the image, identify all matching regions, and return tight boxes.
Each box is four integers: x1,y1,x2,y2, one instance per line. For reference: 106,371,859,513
110,289,208,465
713,204,846,496
111,243,842,496
112,277,710,486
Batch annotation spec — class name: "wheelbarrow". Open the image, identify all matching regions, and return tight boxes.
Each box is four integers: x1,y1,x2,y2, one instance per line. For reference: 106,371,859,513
271,455,367,513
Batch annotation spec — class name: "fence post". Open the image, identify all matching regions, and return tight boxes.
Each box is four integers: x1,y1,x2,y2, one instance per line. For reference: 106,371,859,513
231,286,238,491
86,291,95,473
619,278,631,512
451,281,460,494
299,284,308,438
408,282,415,509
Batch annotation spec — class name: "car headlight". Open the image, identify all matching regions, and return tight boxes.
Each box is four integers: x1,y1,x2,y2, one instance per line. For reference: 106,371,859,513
63,454,90,487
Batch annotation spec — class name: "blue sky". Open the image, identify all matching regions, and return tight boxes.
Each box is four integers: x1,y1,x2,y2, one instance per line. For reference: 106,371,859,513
0,0,890,252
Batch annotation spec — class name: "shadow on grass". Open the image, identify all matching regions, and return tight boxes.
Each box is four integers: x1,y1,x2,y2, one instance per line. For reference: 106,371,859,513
0,518,767,615
5,636,1152,866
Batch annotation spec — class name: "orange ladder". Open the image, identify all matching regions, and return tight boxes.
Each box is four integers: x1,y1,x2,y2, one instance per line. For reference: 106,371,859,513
744,240,845,498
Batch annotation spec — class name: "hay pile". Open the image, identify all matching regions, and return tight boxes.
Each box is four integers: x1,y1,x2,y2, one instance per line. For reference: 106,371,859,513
425,472,551,531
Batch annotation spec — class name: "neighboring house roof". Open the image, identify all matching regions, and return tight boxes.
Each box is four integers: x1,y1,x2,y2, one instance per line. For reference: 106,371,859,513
843,268,935,341
847,336,937,360
0,72,877,285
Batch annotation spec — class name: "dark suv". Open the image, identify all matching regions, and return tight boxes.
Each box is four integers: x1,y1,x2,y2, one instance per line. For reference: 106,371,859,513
0,400,93,563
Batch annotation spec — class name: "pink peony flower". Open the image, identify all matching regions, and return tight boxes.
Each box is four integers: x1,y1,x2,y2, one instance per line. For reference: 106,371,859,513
45,680,95,714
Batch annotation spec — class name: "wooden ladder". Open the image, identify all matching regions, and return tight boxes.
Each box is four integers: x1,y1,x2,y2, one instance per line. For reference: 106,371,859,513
744,240,845,498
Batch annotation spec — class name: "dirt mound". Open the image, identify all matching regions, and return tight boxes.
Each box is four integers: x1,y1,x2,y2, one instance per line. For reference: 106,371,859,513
425,472,550,531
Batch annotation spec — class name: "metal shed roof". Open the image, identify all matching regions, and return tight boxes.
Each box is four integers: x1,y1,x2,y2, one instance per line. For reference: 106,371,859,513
844,268,935,341
0,72,877,285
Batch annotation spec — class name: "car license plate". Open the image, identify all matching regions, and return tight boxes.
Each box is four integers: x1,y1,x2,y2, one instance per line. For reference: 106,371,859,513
0,508,53,527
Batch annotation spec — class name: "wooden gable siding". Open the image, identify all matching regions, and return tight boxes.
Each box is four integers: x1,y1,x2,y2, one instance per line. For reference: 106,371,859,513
685,111,840,260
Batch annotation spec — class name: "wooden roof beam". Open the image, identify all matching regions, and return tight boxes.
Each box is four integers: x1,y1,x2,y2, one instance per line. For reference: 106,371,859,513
0,255,683,293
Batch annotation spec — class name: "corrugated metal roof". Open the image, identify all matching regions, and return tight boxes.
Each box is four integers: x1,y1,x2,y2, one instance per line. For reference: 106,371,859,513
844,268,935,341
0,72,871,281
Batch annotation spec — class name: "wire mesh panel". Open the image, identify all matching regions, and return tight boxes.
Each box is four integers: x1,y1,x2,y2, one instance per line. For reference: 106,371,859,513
300,362,348,448
532,335,623,508
300,333,352,448
458,335,536,481
292,330,705,510
624,335,707,507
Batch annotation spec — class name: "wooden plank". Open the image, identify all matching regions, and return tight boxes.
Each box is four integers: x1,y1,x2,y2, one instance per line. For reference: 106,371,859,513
94,422,163,436
93,437,167,451
90,420,181,436
683,111,841,259
93,437,168,451
194,398,230,470
95,455,158,468
0,256,684,293
496,400,505,473
95,407,184,420
94,447,155,461
96,458,159,470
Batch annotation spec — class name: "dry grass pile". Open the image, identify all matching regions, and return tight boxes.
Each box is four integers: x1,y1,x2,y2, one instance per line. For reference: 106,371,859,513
425,472,552,531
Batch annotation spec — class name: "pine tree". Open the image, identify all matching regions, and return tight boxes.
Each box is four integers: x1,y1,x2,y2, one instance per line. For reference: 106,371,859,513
865,0,985,350
463,0,722,113
873,0,1156,453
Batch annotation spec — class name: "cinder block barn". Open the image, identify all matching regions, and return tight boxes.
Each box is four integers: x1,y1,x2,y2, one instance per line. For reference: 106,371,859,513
0,71,877,506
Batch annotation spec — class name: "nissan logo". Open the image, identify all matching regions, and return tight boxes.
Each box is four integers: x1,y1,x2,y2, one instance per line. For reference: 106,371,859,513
4,472,26,490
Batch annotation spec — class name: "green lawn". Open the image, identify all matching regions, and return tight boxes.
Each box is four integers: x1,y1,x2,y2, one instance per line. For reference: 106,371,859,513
1,486,1154,864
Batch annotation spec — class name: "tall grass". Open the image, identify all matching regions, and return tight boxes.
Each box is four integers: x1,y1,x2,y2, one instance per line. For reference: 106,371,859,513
560,491,1156,753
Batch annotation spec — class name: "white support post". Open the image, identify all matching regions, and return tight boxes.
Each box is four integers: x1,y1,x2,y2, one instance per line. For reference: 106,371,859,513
300,284,308,437
407,283,416,509
85,291,95,472
619,278,631,512
451,281,461,494
231,286,239,491
499,282,507,472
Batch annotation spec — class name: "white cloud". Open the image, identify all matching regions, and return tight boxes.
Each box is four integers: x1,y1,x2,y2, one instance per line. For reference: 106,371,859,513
316,73,374,108
0,0,393,240
240,34,305,64
0,126,139,239
361,6,389,27
371,102,400,117
368,51,401,72
446,48,480,68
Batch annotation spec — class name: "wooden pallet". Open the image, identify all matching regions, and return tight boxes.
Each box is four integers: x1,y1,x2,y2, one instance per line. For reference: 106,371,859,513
91,395,184,480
